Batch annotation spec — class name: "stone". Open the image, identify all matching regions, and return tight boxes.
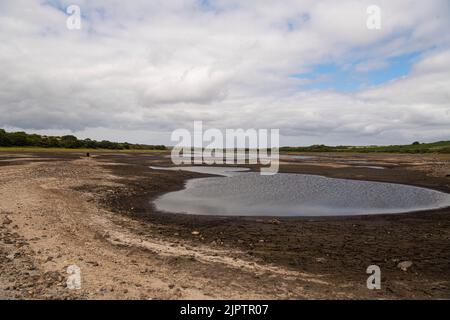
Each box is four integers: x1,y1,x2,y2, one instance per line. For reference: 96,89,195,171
6,252,19,260
397,261,413,271
2,216,12,225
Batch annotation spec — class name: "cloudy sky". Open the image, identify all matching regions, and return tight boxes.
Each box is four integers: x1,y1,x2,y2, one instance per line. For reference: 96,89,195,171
1,0,449,146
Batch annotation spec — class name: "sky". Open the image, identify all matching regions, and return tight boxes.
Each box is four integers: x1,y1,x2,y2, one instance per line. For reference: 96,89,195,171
0,0,449,146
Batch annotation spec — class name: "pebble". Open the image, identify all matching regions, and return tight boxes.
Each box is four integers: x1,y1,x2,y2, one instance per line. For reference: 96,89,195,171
397,261,413,271
6,252,19,260
270,219,281,225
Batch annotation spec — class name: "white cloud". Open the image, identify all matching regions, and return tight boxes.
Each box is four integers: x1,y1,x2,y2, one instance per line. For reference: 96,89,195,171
0,0,449,145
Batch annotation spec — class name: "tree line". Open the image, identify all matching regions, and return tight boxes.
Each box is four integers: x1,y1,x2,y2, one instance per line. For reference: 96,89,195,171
280,141,450,154
0,129,166,150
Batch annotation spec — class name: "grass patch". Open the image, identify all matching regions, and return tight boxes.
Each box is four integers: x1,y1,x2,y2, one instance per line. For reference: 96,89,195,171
0,147,165,153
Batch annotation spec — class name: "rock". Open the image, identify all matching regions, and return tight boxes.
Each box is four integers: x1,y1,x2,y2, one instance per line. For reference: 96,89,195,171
27,270,40,278
1,216,12,225
397,261,413,271
168,284,175,289
126,249,138,257
270,219,281,225
191,231,200,236
94,231,108,240
6,251,20,260
44,271,62,282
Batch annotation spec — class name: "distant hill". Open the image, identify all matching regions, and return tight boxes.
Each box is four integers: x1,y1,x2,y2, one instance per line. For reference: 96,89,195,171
0,128,166,150
280,141,450,154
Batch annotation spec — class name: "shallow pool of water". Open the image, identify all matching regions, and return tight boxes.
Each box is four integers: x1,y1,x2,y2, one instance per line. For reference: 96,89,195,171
150,166,250,176
152,166,450,217
286,155,316,160
354,165,385,170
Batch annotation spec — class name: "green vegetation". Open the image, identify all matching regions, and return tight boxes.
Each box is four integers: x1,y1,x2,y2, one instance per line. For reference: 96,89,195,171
0,147,167,153
0,129,166,151
281,141,450,154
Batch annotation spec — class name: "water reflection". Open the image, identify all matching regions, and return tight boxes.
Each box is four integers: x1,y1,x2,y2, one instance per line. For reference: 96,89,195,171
152,166,450,217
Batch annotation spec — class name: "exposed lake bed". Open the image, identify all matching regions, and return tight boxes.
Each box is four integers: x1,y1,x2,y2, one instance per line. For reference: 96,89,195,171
1,151,449,299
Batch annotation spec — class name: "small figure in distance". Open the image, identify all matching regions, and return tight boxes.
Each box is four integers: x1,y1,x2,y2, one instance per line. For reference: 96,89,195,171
86,152,90,157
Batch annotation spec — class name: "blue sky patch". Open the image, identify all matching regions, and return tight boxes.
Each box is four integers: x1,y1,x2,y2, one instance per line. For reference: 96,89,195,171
292,51,421,92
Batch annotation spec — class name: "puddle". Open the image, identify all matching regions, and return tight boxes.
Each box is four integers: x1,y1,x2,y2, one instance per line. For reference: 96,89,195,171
152,166,450,217
150,166,250,177
354,165,385,170
286,155,316,160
